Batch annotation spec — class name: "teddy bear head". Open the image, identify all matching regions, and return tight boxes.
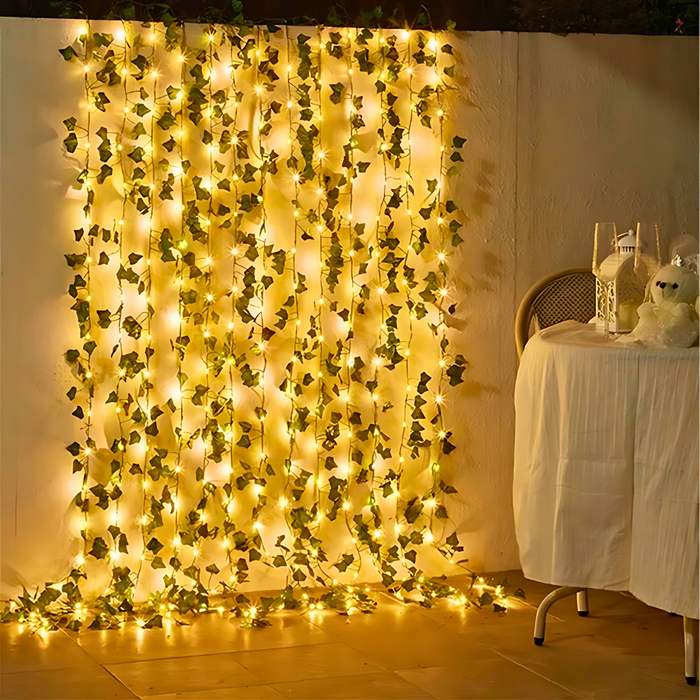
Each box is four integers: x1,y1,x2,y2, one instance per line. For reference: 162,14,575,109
649,263,699,305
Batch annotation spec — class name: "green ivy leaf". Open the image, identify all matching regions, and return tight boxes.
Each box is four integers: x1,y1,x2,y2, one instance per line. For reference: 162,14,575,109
59,46,76,61
63,133,78,153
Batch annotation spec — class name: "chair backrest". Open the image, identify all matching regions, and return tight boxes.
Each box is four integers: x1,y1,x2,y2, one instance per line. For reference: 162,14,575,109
515,269,596,358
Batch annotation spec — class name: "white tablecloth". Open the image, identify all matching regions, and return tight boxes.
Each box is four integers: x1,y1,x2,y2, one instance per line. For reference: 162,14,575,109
513,321,699,618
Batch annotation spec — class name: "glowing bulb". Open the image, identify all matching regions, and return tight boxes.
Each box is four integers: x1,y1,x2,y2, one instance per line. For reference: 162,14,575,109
438,430,446,439
435,395,443,404
424,531,434,543
316,187,323,195
172,536,181,547
438,253,446,261
206,293,214,302
343,501,350,511
287,101,293,108
74,554,85,566
440,288,448,297
116,29,126,42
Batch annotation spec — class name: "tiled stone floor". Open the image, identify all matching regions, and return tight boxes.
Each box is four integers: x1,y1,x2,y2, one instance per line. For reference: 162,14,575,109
0,571,695,699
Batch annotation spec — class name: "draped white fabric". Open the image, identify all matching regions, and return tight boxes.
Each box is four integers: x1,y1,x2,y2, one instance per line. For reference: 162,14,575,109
513,321,699,618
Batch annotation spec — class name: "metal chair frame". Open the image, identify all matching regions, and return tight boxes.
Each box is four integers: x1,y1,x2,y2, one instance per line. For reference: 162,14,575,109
515,269,698,685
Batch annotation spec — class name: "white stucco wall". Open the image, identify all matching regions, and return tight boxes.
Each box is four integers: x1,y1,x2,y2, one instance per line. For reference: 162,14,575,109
1,18,697,596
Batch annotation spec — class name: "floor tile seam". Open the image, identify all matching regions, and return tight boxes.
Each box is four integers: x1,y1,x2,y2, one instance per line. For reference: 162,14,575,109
0,665,100,676
0,664,141,699
267,669,435,698
636,668,696,688
74,639,350,667
234,659,385,685
117,671,273,697
393,667,492,700
101,640,348,668
491,650,591,700
99,659,155,698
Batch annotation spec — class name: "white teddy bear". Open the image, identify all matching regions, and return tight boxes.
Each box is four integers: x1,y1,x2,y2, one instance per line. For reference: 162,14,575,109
618,259,699,349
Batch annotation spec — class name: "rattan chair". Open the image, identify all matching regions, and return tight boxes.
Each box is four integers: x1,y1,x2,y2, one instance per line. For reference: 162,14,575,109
515,268,597,358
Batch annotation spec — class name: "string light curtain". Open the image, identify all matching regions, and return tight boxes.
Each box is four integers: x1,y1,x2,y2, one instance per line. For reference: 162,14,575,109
55,20,473,629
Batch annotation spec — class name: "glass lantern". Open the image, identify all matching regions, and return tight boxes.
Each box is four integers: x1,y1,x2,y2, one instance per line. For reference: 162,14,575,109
593,224,657,334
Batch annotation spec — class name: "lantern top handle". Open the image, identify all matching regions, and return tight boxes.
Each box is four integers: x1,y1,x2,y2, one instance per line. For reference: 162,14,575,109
617,230,637,252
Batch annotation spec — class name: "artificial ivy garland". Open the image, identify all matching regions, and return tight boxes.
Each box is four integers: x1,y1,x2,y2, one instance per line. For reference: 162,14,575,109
3,20,521,632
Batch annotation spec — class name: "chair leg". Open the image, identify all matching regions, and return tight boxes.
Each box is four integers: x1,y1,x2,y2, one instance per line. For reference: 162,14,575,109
534,586,585,646
576,589,589,617
684,617,698,686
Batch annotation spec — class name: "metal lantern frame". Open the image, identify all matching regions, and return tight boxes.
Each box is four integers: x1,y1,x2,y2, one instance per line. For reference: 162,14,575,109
593,227,655,334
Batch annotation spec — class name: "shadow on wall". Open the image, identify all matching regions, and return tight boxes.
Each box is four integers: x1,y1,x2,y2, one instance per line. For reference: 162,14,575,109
469,159,497,220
